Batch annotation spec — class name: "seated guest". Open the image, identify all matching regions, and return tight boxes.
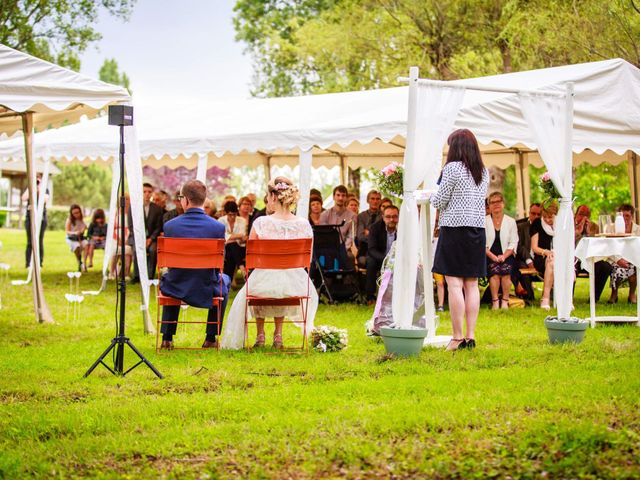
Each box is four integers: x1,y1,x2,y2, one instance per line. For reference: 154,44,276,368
310,188,323,201
365,205,399,302
308,195,323,226
347,197,360,215
203,198,216,218
153,190,168,214
110,194,132,280
163,191,185,227
65,204,88,272
129,182,163,282
531,202,558,310
356,190,382,268
515,203,541,299
218,201,248,283
159,180,230,350
238,196,253,225
485,192,518,309
84,209,107,269
574,204,611,302
320,185,357,255
380,197,394,213
246,192,257,211
608,204,640,304
216,194,237,218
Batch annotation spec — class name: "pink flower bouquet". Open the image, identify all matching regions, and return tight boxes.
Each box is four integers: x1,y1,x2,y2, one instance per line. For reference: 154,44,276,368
538,171,560,204
377,162,404,198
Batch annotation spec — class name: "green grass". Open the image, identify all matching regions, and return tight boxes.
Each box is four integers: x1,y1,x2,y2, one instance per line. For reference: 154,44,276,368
0,228,639,479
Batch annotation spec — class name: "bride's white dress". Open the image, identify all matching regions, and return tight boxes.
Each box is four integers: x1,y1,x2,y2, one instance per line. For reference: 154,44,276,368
220,215,319,349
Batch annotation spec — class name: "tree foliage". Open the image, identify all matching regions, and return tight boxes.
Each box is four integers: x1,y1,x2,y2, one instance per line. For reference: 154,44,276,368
52,163,112,209
99,58,131,92
0,0,136,70
233,0,640,97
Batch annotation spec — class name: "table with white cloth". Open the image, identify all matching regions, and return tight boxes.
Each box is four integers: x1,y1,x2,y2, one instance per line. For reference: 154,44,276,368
575,236,640,327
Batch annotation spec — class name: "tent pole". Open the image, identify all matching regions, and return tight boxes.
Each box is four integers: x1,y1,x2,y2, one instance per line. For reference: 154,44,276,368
629,152,639,224
22,112,54,324
265,156,272,181
514,150,525,219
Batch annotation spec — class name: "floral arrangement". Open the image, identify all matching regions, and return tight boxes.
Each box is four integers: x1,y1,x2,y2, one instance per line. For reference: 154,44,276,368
538,171,560,204
311,325,348,352
377,161,404,198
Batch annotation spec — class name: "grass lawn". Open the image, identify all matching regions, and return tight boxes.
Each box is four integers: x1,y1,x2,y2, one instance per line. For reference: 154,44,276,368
0,227,639,479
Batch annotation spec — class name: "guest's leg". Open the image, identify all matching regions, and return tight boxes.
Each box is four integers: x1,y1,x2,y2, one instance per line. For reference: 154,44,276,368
273,317,284,348
124,254,132,277
445,276,465,341
161,305,180,341
463,277,480,339
147,241,157,280
594,260,612,302
489,274,500,309
38,220,46,266
629,272,637,303
436,280,445,308
205,305,222,342
25,216,33,267
541,257,554,306
500,274,512,308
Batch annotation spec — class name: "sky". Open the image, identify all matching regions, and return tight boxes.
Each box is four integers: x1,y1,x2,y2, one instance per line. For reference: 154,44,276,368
79,0,254,103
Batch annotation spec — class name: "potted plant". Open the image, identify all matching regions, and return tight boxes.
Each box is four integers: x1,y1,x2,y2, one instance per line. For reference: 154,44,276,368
544,316,588,344
375,163,428,356
538,171,589,344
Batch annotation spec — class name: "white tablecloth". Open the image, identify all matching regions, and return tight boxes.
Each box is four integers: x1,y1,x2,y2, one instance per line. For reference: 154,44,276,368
575,236,640,274
575,236,640,327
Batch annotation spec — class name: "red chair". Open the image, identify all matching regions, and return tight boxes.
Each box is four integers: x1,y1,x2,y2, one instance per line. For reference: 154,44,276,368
155,237,225,352
244,238,313,352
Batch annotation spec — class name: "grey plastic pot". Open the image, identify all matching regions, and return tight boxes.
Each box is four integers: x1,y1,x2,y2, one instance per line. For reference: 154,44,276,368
544,316,588,344
379,327,428,357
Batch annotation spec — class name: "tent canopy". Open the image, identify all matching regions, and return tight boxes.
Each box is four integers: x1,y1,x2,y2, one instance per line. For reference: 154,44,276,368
0,58,638,170
0,43,131,135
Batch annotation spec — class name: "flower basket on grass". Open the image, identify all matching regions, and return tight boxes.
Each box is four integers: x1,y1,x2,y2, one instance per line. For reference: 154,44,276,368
311,326,348,352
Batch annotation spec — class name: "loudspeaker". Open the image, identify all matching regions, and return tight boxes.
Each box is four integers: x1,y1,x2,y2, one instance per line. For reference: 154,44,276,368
108,105,134,126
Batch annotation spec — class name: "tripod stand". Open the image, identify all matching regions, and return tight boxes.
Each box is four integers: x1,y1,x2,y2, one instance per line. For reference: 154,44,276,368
85,108,163,379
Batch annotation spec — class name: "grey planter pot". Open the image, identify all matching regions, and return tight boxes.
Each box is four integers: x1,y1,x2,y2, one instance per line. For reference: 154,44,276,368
544,316,588,344
380,327,428,357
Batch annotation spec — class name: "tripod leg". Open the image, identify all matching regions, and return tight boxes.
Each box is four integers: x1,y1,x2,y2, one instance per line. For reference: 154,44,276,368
124,339,164,379
84,339,117,377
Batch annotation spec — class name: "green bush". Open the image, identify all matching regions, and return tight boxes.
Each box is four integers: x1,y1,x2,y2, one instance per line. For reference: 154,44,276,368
0,211,6,227
46,207,70,231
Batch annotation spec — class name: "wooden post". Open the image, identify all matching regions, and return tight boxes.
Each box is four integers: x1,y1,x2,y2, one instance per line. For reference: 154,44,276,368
22,112,54,324
629,152,639,224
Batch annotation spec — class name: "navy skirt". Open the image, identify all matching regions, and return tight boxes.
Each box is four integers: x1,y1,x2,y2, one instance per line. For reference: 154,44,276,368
433,226,486,278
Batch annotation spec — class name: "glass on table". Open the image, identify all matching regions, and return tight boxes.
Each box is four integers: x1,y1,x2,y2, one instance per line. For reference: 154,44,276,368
598,214,613,234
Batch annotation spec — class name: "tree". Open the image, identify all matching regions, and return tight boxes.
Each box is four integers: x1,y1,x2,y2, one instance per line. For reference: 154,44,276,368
0,0,136,70
99,58,131,93
52,163,112,209
233,0,640,97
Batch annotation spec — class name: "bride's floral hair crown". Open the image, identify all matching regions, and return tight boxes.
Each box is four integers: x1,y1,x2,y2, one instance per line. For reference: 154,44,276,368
268,176,299,208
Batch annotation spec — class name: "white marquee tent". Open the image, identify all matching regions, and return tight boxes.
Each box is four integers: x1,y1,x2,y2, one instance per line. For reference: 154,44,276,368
1,58,638,220
0,43,152,327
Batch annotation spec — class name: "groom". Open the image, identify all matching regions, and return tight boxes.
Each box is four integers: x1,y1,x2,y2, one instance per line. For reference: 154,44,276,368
159,180,230,349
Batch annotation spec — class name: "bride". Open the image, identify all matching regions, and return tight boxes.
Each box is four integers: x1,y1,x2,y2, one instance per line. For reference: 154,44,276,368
220,176,318,349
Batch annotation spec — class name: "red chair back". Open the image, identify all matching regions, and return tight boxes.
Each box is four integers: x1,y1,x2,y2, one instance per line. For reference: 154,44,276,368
157,237,225,270
245,238,312,270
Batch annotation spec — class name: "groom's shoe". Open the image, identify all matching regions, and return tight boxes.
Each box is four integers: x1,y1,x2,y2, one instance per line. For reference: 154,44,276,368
160,340,174,350
202,339,218,349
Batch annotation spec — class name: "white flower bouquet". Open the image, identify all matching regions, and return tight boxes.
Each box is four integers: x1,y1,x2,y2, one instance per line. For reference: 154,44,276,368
311,325,348,352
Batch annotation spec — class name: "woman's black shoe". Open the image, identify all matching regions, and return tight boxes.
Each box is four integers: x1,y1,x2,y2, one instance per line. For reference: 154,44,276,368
462,338,476,350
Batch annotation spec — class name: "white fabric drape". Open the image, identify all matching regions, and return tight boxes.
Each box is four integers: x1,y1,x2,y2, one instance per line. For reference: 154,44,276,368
520,90,574,319
393,83,465,328
296,150,312,220
196,152,207,183
124,126,154,334
102,158,120,280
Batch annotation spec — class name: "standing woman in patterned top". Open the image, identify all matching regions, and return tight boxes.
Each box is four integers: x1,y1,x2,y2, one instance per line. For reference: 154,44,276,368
431,129,489,351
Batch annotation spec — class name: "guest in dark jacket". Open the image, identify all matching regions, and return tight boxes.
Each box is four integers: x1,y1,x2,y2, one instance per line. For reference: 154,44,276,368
85,209,107,269
365,206,399,301
129,182,164,281
159,180,230,350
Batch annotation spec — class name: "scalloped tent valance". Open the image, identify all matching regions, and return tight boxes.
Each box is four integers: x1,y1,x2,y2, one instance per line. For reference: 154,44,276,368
0,58,638,170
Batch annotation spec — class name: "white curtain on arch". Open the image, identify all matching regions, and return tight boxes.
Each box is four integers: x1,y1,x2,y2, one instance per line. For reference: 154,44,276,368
296,149,312,220
520,91,574,319
393,84,465,328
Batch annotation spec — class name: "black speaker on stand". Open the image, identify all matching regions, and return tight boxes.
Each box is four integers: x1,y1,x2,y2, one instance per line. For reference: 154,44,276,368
84,105,163,379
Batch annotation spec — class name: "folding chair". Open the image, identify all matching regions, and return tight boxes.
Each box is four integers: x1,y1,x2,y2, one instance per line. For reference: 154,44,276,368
155,237,225,352
244,238,313,352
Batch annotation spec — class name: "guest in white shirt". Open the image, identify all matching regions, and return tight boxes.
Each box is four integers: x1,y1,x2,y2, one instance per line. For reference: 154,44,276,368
485,192,519,309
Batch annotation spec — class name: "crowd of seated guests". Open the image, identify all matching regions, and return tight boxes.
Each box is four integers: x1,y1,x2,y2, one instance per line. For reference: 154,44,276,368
65,179,639,312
